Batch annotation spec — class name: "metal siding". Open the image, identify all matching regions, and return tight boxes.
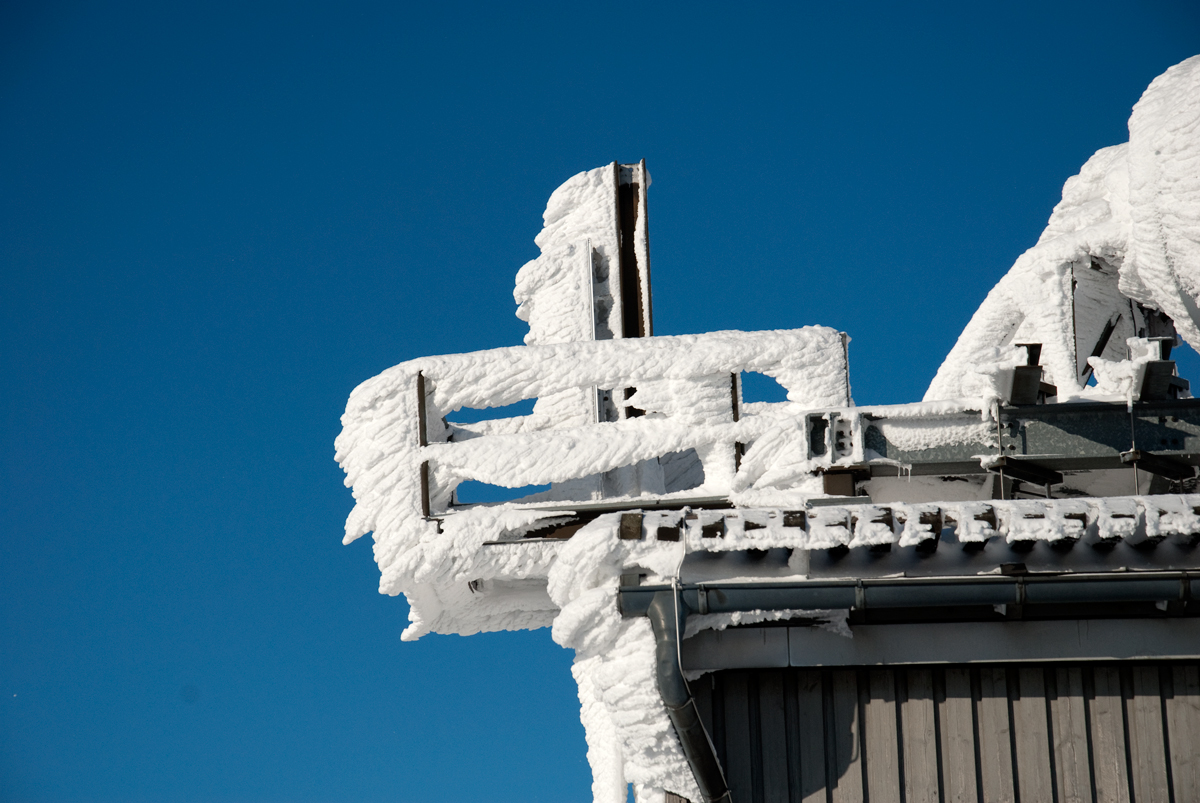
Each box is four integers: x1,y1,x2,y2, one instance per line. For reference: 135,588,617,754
938,667,980,803
829,670,864,803
781,670,803,803
685,661,1196,803
712,672,728,786
1012,667,1055,803
795,670,827,803
864,669,902,803
1049,667,1093,803
901,669,940,803
758,670,789,803
1166,665,1200,800
754,619,1200,669
976,667,1016,802
723,671,755,803
693,674,714,738
1127,666,1171,803
1090,666,1133,803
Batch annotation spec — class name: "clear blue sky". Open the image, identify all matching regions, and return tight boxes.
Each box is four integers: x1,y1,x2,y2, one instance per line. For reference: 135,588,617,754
2,2,1198,801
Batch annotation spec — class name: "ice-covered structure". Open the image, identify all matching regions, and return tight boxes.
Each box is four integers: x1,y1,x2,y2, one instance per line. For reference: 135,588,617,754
338,61,1200,803
928,56,1200,405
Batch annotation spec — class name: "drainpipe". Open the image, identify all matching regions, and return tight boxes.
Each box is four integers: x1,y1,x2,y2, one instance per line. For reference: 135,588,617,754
646,590,732,803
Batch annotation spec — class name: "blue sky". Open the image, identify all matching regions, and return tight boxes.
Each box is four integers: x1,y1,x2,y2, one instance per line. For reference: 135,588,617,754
2,2,1198,801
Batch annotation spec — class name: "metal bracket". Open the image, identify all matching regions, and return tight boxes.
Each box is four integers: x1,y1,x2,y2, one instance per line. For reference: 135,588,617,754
1120,449,1197,481
987,456,1064,487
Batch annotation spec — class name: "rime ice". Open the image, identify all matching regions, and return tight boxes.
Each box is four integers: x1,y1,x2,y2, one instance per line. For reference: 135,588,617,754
337,58,1200,803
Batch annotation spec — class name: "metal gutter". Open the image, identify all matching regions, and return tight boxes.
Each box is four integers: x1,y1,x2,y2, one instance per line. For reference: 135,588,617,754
621,572,1199,618
646,590,731,803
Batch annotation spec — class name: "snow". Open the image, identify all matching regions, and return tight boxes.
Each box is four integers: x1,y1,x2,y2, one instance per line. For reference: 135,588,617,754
516,164,623,346
549,517,700,803
873,415,992,453
1124,57,1200,345
335,326,850,601
927,55,1200,403
1087,336,1170,407
335,55,1200,803
333,163,853,799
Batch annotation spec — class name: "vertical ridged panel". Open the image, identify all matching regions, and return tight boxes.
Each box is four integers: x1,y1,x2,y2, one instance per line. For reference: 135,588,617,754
1049,667,1093,803
901,669,940,803
692,675,713,735
864,669,901,803
1090,666,1132,803
1166,665,1200,801
977,667,1016,802
795,670,826,803
723,671,754,803
1126,666,1170,803
1013,668,1055,803
758,671,789,803
829,670,864,803
938,667,979,803
689,661,1196,803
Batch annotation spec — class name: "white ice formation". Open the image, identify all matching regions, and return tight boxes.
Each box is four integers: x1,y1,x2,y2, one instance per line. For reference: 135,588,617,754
927,55,1200,404
337,57,1200,803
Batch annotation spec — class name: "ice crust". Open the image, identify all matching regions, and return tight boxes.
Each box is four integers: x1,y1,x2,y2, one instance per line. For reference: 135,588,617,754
336,327,851,600
335,167,852,799
516,164,622,346
927,55,1200,403
336,57,1200,803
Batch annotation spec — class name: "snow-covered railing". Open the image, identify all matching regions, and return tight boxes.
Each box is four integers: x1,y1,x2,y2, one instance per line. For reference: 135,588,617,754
424,328,848,513
336,327,849,550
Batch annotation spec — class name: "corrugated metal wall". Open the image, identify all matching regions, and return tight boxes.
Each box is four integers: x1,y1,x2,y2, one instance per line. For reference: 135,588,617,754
688,662,1200,803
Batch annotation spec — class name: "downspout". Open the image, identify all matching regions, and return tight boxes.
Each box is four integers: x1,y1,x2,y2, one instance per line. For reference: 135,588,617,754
646,589,732,803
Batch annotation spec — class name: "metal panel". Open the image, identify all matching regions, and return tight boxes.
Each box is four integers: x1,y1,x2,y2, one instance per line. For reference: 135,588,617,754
723,671,755,803
758,671,788,803
692,674,713,742
937,668,979,803
975,667,1015,802
1012,668,1055,803
863,398,1200,470
682,626,789,671
1166,665,1200,800
1090,666,1133,803
1127,666,1171,803
1049,667,1093,803
777,619,1200,669
863,670,901,803
901,669,940,803
829,671,864,803
794,671,826,803
689,661,1197,803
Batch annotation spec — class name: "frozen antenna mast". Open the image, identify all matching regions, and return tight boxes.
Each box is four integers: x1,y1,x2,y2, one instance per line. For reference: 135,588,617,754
338,57,1200,803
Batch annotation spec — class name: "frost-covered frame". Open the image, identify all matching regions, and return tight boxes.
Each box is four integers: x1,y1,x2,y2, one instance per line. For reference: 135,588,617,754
337,56,1200,803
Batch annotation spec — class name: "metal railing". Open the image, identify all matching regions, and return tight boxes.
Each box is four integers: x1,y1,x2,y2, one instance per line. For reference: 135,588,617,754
396,327,850,518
